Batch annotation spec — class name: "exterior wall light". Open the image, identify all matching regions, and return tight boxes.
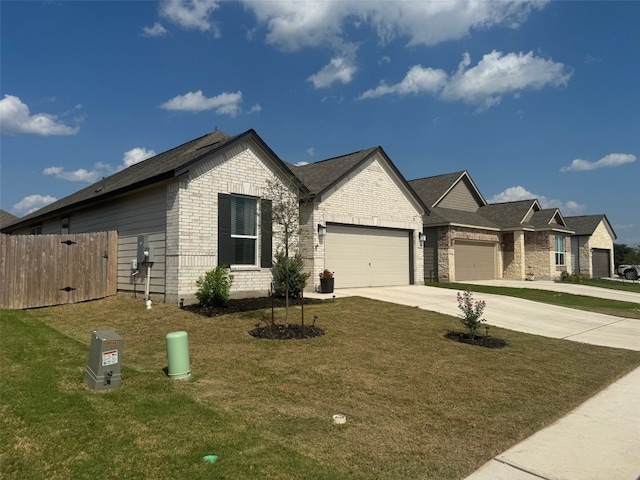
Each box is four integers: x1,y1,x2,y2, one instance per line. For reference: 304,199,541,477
318,224,327,237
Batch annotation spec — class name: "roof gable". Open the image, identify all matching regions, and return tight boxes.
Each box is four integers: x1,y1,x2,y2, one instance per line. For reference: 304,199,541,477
478,199,539,228
408,171,486,209
290,147,429,214
565,214,617,239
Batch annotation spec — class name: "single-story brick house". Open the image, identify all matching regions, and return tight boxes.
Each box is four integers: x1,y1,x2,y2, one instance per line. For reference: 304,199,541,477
408,170,577,281
2,129,427,303
565,215,616,278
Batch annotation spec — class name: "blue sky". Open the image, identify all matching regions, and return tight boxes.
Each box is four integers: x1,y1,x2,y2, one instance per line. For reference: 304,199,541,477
1,1,638,244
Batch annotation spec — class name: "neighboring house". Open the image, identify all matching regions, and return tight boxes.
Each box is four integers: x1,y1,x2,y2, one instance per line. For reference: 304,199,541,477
565,215,616,278
2,129,428,303
409,171,575,282
0,210,19,229
289,147,428,289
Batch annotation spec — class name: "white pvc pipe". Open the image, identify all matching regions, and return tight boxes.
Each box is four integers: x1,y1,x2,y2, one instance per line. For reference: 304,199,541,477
145,262,152,308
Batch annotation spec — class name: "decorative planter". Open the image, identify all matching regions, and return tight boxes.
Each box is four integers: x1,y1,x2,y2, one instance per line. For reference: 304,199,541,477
320,278,334,293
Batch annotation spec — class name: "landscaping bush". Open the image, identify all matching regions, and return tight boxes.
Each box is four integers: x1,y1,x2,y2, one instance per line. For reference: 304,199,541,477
457,289,487,338
195,266,234,307
272,250,310,299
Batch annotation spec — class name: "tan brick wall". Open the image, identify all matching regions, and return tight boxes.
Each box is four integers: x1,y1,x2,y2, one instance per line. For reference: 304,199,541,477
578,220,615,277
524,231,571,280
301,154,424,290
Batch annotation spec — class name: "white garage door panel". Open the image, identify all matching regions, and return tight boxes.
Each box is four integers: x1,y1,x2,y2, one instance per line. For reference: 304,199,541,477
326,225,409,288
455,241,497,281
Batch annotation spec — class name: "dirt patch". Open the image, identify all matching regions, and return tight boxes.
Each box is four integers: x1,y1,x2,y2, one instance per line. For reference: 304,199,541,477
445,331,507,349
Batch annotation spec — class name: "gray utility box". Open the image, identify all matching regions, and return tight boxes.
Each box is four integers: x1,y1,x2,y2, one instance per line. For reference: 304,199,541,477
84,330,123,391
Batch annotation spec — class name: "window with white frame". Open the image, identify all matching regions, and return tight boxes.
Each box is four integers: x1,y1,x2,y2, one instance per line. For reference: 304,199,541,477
555,234,565,266
231,196,257,265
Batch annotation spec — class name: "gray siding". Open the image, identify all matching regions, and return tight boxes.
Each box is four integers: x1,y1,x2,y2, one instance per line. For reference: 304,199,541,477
65,186,167,298
437,178,482,212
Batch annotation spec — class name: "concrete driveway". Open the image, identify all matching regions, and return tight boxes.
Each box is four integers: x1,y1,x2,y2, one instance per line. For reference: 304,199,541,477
324,284,640,351
313,282,640,480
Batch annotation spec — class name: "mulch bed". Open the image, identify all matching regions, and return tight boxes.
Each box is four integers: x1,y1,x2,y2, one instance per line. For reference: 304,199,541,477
249,324,325,340
181,296,325,317
445,331,507,349
181,296,327,340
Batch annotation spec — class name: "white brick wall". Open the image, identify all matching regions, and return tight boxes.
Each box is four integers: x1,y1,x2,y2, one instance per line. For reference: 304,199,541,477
165,142,298,304
300,154,424,290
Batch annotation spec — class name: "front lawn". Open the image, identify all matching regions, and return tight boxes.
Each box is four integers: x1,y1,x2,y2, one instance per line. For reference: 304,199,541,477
2,296,639,479
428,282,640,320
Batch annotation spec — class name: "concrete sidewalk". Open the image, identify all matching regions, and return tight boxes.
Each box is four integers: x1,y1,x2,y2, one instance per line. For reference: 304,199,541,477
465,365,640,480
309,283,640,479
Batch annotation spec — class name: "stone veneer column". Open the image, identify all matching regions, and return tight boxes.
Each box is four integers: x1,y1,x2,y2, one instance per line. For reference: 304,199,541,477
514,230,526,279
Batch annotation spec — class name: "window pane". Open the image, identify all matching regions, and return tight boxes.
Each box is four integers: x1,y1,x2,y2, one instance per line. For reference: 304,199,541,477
233,238,256,264
231,197,256,236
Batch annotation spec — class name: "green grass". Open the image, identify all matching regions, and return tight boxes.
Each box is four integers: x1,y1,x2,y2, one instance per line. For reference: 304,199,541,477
561,277,640,293
427,282,640,320
2,296,640,479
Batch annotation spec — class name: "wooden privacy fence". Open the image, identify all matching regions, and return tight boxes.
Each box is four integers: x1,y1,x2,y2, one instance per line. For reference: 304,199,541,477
0,231,118,309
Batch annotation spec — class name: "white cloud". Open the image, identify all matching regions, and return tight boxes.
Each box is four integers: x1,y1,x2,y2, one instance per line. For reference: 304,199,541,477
12,194,57,215
560,153,636,172
359,65,447,99
379,55,391,65
160,0,220,33
359,51,571,110
489,186,585,213
122,147,156,168
441,51,572,109
295,161,310,166
243,1,546,51
43,147,156,184
160,90,243,116
308,56,357,88
142,22,168,37
0,94,79,136
248,103,262,114
306,147,315,157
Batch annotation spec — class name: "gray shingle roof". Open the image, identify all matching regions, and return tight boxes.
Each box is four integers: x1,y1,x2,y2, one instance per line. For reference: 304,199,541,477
477,200,538,228
528,209,566,228
287,147,378,196
408,171,466,207
3,129,303,231
288,146,429,214
423,207,499,229
565,214,615,238
0,210,19,229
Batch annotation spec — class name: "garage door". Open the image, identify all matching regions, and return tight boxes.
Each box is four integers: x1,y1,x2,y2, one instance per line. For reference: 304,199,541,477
454,241,497,281
591,249,611,278
325,224,410,288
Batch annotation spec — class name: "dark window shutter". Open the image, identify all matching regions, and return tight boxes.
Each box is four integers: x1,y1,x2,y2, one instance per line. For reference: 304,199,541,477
260,199,273,268
218,193,232,266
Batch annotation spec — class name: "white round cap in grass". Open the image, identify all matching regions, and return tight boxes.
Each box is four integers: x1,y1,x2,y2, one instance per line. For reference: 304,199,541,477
332,414,346,424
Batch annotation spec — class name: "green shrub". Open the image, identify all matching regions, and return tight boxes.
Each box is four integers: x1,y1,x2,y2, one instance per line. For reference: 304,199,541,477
195,266,234,307
559,271,586,283
272,250,310,299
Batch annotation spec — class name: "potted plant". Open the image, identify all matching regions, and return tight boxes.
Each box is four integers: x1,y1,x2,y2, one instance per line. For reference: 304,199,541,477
319,269,334,293
526,265,535,281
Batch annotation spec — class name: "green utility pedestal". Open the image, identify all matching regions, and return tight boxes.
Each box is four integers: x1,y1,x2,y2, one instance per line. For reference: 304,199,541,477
84,330,123,390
